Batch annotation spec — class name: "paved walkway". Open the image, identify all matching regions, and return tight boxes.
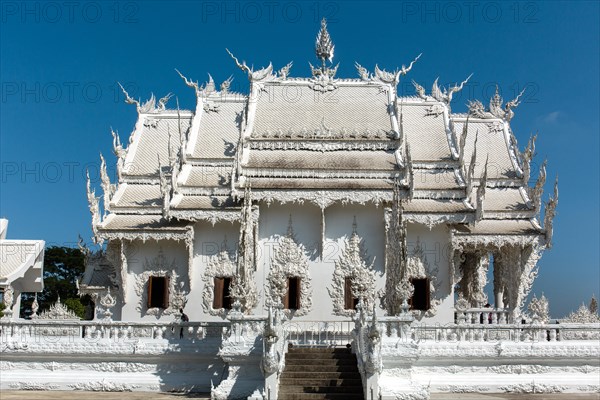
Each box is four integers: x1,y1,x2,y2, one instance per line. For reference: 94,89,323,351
0,392,598,399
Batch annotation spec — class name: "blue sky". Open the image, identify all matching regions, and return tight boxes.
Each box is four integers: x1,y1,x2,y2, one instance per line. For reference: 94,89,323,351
1,1,598,317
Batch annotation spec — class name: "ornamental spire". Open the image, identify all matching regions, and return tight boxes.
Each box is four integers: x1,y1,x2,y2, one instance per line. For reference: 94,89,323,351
315,18,334,66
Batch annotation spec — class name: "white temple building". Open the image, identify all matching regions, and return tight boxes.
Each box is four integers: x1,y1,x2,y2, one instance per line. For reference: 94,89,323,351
2,20,597,400
80,19,557,327
0,218,45,319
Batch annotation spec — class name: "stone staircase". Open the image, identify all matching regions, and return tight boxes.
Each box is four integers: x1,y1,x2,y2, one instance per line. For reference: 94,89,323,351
279,347,364,400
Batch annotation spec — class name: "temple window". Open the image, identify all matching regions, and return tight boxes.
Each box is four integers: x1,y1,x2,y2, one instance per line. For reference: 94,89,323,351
147,276,169,309
213,277,232,310
284,277,301,310
409,278,431,311
344,277,359,310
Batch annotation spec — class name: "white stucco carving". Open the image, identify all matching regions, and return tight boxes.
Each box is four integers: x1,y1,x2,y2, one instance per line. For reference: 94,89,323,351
134,249,183,317
266,217,312,317
202,238,236,317
38,296,79,320
329,221,377,316
405,238,442,318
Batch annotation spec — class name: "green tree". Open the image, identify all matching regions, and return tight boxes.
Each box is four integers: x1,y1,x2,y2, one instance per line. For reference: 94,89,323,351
20,246,91,319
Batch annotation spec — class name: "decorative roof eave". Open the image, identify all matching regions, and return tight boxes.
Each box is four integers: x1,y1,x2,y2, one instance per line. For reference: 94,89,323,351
242,168,402,180
96,229,193,245
180,160,234,167
251,189,396,209
411,189,467,200
248,134,399,146
105,208,162,215
174,187,232,196
450,115,504,123
119,176,161,184
170,210,241,225
451,232,545,251
483,211,537,220
405,213,474,229
411,161,461,169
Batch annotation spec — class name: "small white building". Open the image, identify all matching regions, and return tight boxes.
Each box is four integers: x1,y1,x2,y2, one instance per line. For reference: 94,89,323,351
0,218,45,319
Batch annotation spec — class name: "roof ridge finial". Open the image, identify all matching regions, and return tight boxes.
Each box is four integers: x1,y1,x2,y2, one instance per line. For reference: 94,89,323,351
315,18,334,66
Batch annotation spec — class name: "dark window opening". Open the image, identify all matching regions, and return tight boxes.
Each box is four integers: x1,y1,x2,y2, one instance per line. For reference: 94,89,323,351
148,276,169,309
344,277,359,310
284,277,301,310
409,278,430,311
213,277,232,310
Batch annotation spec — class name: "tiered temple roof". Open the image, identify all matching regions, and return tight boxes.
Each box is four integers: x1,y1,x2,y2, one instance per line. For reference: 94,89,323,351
87,19,556,247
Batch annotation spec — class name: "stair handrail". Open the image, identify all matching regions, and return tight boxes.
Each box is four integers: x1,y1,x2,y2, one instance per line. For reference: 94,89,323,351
352,300,382,400
262,305,288,400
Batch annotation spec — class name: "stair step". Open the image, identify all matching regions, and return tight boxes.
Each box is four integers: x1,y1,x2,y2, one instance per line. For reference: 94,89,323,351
279,394,364,400
282,371,361,379
285,358,357,366
283,365,360,373
286,352,356,360
280,346,364,400
280,378,362,387
287,346,351,352
279,385,363,394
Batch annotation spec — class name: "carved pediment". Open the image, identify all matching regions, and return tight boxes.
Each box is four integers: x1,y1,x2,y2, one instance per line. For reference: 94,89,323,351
266,217,313,317
329,220,377,317
202,238,237,317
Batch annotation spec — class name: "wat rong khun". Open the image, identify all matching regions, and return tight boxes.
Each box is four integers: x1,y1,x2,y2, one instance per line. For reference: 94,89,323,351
1,20,599,400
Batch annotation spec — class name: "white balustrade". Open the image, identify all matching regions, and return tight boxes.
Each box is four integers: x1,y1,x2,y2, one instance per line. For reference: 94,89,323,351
456,307,510,325
1,319,598,346
284,320,354,346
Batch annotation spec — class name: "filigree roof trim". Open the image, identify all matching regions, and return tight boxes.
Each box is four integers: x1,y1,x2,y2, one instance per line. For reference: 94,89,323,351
170,210,241,224
410,190,467,200
405,213,473,228
483,211,536,219
120,176,161,184
451,233,545,250
174,187,234,196
97,230,193,243
411,161,461,169
243,168,399,180
104,208,163,215
251,190,394,208
136,110,194,117
249,132,397,142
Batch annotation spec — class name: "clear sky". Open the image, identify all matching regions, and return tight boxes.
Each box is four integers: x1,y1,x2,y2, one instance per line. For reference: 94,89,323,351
1,1,598,318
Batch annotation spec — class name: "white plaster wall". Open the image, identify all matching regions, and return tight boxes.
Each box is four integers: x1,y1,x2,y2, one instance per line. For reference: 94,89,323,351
190,221,240,322
121,239,188,321
256,202,386,321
